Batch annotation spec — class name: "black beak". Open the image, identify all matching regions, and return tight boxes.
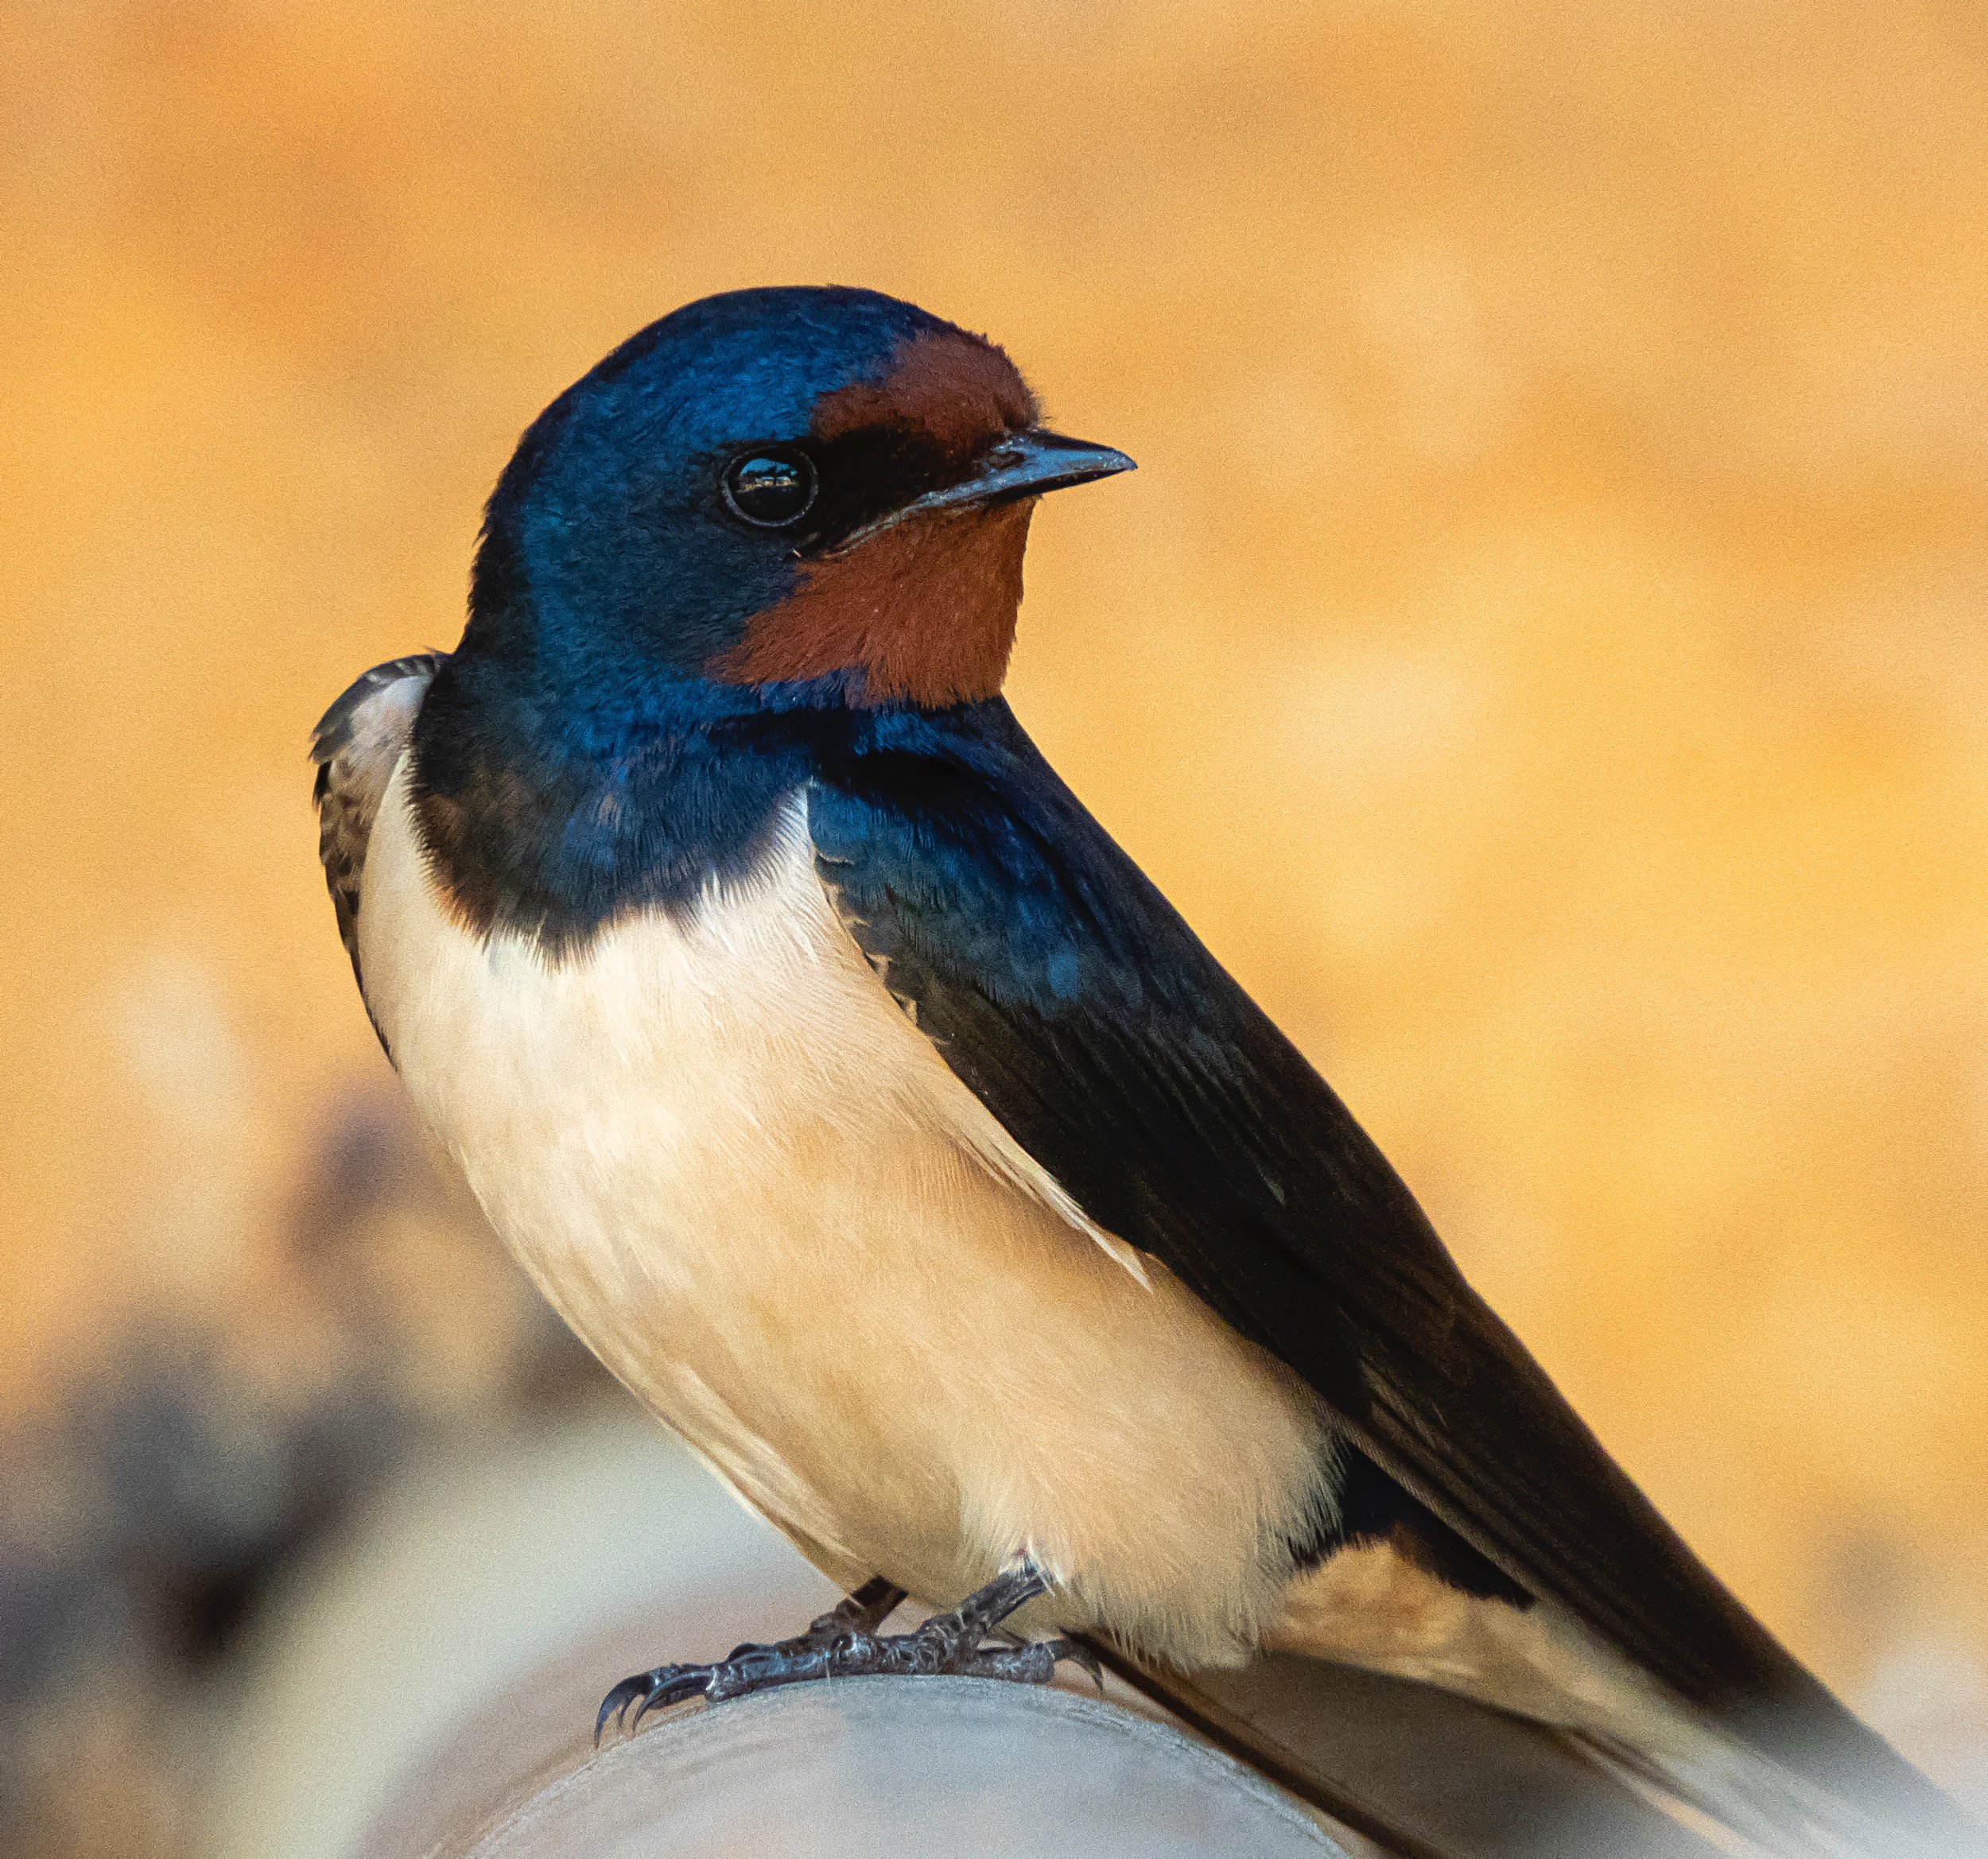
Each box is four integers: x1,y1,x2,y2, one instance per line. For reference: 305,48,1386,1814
827,429,1136,553
929,429,1138,510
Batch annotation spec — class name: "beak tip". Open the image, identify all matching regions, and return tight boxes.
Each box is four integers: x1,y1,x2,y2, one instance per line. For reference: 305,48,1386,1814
1010,430,1138,497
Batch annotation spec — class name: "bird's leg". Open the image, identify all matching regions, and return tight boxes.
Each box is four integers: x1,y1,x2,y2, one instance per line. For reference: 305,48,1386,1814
805,1573,908,1640
595,1559,1098,1741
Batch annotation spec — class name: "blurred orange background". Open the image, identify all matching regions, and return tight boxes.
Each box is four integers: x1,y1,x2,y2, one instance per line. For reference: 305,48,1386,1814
3,0,1986,1840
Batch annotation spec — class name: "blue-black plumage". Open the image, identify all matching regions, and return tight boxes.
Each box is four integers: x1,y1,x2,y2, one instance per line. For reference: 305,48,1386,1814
311,287,1974,1858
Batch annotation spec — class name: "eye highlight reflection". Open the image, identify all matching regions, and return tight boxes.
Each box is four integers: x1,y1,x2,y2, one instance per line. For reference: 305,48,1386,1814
722,450,819,529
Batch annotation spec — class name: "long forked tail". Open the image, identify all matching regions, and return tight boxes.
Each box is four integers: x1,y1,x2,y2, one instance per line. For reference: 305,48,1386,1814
1079,1641,1983,1859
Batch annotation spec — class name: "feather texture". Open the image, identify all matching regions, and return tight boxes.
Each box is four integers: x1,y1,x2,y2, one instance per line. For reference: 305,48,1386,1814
806,697,1963,1850
309,653,444,999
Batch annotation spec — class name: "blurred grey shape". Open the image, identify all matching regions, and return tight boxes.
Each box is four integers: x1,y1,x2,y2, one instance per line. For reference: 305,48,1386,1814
200,1403,837,1859
365,1676,1338,1859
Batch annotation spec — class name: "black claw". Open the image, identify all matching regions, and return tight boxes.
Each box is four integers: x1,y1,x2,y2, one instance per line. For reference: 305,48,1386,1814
594,1673,652,1746
627,1681,667,1730
630,1666,706,1728
1058,1637,1107,1692
594,1560,1072,1743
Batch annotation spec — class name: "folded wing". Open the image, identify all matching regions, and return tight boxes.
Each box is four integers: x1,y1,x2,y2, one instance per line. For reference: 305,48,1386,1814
311,654,445,1014
806,698,1957,1846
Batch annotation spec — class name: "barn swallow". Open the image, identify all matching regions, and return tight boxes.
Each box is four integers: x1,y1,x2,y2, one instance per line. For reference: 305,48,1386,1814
313,288,1973,1857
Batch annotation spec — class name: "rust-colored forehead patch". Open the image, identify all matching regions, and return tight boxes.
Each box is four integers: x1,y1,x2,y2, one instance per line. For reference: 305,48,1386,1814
812,328,1038,456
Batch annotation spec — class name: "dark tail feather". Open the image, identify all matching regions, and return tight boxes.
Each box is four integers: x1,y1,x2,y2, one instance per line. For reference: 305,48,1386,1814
1083,1641,1987,1859
1079,1640,1730,1859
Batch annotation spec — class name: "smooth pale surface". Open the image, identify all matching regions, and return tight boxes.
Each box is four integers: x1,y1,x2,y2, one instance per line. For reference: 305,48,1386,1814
364,1676,1340,1859
201,1405,840,1859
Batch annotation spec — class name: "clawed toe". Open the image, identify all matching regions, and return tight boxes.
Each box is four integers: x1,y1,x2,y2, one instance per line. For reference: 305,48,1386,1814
594,1561,1089,1743
594,1628,1100,1743
1048,1636,1106,1691
596,1664,699,1743
957,1635,1102,1690
593,1636,837,1744
595,1669,666,1745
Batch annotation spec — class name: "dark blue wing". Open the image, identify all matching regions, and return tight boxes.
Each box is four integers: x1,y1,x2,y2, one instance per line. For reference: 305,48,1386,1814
806,697,1901,1792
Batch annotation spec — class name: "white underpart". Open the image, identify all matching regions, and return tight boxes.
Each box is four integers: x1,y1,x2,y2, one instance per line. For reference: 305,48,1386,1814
351,758,1869,1849
358,768,1334,1667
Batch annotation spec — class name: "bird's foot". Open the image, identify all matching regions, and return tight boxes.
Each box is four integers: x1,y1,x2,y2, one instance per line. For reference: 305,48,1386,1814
595,1562,1098,1741
596,1574,905,1744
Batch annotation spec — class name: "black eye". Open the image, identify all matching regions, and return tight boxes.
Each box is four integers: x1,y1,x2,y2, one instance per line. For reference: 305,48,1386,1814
721,449,817,528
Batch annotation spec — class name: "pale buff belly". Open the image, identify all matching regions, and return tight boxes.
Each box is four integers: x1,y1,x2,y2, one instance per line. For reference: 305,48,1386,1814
357,769,1334,1667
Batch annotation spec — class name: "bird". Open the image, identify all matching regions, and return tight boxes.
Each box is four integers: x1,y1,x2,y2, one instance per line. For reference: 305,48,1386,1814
312,286,1975,1858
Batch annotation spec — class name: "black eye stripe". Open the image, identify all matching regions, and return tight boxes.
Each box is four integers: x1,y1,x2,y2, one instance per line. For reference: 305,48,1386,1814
721,448,818,528
716,424,1004,552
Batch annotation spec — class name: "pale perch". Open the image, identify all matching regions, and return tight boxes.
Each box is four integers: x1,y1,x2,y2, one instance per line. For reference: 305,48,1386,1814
359,1673,1342,1859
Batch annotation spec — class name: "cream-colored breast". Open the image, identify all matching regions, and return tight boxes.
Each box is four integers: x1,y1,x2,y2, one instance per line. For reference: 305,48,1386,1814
356,763,1334,1667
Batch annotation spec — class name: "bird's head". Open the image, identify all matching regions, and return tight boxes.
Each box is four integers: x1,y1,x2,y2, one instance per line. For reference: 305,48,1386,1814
466,285,1133,710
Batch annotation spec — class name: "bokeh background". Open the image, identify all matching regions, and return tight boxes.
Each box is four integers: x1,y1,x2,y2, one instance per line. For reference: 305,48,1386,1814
3,2,1986,1853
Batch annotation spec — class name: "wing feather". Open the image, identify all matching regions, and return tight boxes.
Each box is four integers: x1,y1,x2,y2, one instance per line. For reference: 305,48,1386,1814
310,654,444,1001
806,699,1955,1838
